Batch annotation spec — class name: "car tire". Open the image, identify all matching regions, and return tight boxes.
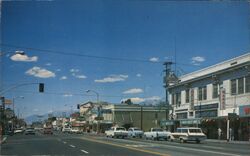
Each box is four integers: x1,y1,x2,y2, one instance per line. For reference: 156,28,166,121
196,140,200,144
180,138,184,143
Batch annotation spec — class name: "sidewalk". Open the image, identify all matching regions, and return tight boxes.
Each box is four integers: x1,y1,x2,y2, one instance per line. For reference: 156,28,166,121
0,135,7,144
205,139,250,145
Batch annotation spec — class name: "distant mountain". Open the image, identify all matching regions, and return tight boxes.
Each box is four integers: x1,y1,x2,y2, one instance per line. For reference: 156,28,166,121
24,110,73,124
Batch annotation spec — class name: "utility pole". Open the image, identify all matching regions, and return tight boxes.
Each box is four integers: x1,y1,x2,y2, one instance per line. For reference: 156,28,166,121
140,106,143,130
163,62,173,120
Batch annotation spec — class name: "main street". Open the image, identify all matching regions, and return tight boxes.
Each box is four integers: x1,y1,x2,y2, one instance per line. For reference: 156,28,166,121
1,132,249,156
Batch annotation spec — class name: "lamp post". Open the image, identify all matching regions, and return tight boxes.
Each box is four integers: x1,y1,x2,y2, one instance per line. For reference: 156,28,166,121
12,96,24,131
86,90,101,133
86,90,99,104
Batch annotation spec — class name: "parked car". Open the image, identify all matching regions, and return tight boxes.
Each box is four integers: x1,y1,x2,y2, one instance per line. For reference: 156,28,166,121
105,127,128,139
14,128,24,134
70,128,81,134
43,127,53,135
144,128,172,141
62,127,71,133
171,127,207,143
25,127,35,135
128,127,144,138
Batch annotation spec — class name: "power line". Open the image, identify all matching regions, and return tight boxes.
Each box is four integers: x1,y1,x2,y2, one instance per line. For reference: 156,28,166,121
9,90,129,98
0,43,162,64
0,43,201,68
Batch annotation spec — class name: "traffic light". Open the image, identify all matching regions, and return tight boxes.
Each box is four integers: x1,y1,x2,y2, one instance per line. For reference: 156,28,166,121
39,83,44,92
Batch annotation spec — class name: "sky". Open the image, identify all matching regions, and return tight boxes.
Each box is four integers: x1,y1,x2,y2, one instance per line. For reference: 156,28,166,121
1,0,249,118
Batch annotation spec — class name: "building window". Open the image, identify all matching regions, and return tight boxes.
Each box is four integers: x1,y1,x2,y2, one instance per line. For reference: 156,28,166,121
198,87,202,101
203,86,207,100
185,89,190,103
245,76,250,93
198,86,207,101
238,77,244,94
171,94,175,105
213,84,218,98
231,79,237,95
176,92,181,107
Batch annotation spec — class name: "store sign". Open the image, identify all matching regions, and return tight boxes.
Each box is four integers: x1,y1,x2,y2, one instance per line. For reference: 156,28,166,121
239,105,250,117
219,88,226,110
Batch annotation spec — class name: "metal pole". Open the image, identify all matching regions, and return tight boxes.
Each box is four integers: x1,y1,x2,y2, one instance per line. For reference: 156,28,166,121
140,106,143,130
227,119,230,141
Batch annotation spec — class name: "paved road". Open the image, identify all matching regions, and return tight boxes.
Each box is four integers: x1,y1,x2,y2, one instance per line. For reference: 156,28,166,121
1,132,249,156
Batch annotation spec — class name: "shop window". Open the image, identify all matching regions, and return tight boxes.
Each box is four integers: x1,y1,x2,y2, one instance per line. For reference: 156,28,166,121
186,89,190,103
212,84,218,99
231,79,237,95
246,76,250,93
238,77,244,94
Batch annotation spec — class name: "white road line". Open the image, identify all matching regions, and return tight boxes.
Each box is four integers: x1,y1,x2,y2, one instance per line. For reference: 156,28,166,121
81,150,89,154
63,141,67,144
69,145,76,148
201,145,224,150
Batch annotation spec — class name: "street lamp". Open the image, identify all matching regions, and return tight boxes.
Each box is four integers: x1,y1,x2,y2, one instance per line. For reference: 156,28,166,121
85,90,99,103
12,96,24,131
85,90,101,133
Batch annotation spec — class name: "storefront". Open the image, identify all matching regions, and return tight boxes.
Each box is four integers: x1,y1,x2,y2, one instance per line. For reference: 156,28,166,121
239,105,250,141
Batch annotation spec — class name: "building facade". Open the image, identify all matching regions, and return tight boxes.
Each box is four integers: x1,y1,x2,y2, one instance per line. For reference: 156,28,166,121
162,53,250,141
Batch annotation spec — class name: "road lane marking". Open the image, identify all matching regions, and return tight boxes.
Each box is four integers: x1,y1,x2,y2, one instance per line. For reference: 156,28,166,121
79,137,170,156
69,145,76,148
81,150,89,154
201,145,224,150
63,141,67,144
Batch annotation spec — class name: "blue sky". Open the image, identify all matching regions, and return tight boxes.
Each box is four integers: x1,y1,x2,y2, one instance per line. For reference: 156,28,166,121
1,0,249,117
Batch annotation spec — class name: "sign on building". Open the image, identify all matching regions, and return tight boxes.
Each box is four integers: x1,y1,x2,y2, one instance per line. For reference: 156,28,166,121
219,88,226,110
239,105,250,117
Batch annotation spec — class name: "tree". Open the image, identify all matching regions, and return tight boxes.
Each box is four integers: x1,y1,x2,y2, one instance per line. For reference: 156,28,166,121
124,99,133,105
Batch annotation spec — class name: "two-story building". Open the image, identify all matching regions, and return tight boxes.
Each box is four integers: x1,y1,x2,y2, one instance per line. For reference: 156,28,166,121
162,53,250,140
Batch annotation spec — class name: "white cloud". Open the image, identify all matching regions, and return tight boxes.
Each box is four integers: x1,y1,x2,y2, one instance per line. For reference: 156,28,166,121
123,88,143,94
26,66,56,78
121,96,162,104
10,51,38,62
56,69,61,72
60,76,67,80
45,63,52,66
136,73,142,77
70,69,79,73
74,75,87,79
33,109,39,112
146,96,161,101
95,74,128,83
191,56,205,65
149,57,159,62
121,97,145,104
63,93,73,97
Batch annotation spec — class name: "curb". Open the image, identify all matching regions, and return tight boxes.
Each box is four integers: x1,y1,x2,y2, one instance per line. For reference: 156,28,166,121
205,139,250,145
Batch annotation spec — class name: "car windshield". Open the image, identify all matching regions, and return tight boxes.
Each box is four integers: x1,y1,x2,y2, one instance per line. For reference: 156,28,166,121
0,1,247,156
189,129,202,133
152,129,163,132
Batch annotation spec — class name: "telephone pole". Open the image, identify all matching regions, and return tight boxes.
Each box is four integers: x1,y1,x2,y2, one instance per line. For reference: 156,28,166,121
163,61,173,120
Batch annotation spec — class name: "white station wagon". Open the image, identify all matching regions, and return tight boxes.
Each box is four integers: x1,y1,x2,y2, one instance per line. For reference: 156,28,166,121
171,127,206,143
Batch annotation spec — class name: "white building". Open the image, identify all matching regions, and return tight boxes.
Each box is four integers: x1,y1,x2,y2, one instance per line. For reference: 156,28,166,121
165,53,250,140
